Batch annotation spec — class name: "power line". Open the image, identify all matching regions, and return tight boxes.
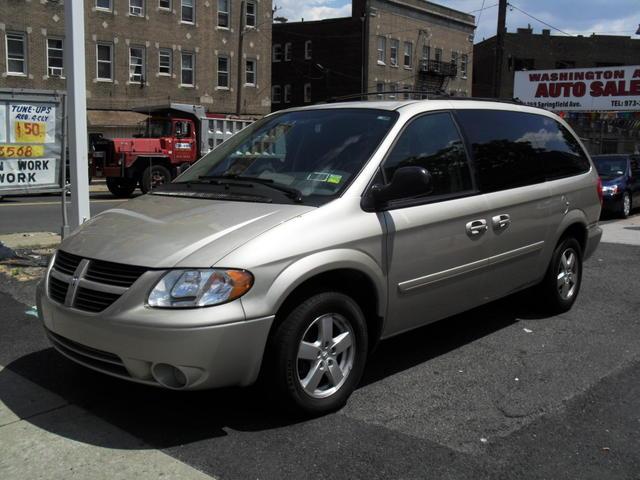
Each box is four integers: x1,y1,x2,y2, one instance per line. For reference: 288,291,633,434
507,2,574,37
475,0,487,26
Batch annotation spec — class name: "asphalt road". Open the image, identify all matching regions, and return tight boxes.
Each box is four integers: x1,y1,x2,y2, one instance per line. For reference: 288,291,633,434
1,234,639,478
0,191,137,234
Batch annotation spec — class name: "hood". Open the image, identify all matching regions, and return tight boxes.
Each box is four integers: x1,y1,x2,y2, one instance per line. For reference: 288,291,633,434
600,175,625,187
60,195,314,268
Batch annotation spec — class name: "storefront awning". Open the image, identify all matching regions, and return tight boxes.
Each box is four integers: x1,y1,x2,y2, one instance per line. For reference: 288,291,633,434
87,110,148,128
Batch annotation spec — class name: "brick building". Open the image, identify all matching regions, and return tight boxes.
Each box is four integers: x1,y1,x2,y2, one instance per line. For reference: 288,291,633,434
271,0,475,111
0,0,272,136
473,26,640,98
473,27,640,154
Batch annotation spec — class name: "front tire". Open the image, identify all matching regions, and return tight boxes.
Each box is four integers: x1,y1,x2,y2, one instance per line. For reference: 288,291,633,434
620,191,631,218
268,292,368,415
538,237,583,314
106,177,136,198
140,165,171,194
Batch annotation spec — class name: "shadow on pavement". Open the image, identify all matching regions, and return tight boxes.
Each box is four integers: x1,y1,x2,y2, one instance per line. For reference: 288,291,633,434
0,290,551,450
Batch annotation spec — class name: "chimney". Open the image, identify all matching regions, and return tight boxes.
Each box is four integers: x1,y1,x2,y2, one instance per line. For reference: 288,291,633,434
517,25,533,34
542,29,550,36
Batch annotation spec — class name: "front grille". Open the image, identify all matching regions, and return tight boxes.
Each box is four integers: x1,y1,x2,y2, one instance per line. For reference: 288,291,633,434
54,250,83,275
48,276,69,304
85,259,147,287
48,251,149,313
74,287,122,313
46,329,130,377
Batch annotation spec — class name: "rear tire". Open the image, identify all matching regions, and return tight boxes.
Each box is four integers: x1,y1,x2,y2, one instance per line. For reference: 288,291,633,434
106,177,136,198
140,165,171,194
537,237,583,314
267,292,368,415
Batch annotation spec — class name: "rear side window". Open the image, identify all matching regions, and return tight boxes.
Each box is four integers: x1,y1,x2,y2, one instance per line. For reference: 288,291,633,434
456,110,590,192
383,112,472,198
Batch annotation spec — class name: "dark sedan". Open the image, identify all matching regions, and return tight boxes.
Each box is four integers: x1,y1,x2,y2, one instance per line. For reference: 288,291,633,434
592,154,640,218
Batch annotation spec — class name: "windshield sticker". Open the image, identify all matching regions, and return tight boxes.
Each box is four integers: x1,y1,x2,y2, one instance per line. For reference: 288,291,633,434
306,172,343,184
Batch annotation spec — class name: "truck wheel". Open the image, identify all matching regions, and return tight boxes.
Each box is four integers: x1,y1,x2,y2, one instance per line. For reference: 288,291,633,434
267,292,368,415
106,177,136,198
140,165,171,194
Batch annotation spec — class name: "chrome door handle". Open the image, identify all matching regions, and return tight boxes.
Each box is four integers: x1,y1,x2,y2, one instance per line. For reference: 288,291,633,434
466,219,488,236
492,214,511,230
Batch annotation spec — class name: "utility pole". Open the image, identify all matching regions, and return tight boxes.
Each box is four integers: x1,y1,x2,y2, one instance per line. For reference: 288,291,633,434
64,0,90,231
235,1,245,115
493,0,507,98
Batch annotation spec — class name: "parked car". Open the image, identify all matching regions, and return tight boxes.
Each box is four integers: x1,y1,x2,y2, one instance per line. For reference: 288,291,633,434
592,154,640,218
37,100,602,414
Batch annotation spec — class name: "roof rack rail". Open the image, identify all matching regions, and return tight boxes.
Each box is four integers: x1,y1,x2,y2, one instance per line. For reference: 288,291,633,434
324,91,524,105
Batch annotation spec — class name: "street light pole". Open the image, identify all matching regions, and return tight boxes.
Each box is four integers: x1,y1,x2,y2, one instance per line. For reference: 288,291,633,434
64,0,91,231
493,0,508,98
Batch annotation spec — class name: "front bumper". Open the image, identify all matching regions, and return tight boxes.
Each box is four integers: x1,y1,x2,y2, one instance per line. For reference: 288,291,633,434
601,193,624,213
36,282,274,390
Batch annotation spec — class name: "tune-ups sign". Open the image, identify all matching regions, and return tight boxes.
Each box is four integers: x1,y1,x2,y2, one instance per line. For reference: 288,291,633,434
514,65,640,112
0,90,64,194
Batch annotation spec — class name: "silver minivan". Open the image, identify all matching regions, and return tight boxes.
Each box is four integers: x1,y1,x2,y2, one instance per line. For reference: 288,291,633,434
37,100,602,413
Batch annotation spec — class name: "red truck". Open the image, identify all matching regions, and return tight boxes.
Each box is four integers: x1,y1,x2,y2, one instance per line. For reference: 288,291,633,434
90,103,253,197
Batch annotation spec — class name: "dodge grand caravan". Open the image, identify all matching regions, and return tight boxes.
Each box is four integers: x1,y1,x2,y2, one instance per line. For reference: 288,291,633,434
37,100,602,414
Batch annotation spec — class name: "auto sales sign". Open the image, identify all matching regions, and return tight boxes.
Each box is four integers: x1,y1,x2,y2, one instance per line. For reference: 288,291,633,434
514,65,640,111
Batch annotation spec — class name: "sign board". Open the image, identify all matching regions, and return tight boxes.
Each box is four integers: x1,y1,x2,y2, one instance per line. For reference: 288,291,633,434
514,65,640,111
0,90,64,194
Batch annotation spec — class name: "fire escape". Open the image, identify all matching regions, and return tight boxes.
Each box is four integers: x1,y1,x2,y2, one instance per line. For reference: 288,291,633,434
415,59,457,96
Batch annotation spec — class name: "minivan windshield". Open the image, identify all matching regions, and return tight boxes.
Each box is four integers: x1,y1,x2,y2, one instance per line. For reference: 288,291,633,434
172,108,398,205
593,156,627,179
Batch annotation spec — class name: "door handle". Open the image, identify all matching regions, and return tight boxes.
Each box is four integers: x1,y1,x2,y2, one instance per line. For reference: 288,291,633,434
492,214,511,230
466,219,488,236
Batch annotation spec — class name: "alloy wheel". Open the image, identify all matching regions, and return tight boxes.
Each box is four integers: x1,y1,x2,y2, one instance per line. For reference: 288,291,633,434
296,313,355,399
557,248,579,300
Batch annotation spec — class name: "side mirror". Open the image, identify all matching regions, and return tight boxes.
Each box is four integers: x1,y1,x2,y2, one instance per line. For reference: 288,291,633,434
363,166,433,211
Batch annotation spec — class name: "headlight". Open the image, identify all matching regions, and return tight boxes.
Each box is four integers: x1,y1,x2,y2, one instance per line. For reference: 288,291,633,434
147,269,253,308
602,185,618,194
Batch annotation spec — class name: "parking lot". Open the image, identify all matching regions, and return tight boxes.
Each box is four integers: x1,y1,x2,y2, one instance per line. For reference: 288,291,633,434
1,214,639,479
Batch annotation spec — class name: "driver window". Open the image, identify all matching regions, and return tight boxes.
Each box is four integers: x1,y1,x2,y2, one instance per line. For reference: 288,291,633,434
383,112,472,197
175,121,191,138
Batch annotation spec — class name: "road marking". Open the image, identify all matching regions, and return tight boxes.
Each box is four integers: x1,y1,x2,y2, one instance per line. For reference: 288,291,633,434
0,199,123,207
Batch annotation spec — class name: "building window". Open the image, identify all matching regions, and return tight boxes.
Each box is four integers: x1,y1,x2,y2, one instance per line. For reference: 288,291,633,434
217,55,229,87
376,82,384,100
434,47,442,71
304,83,311,103
422,45,430,61
460,54,468,78
272,44,282,62
245,59,256,86
217,0,229,28
181,51,194,85
403,84,411,99
388,83,396,100
403,41,412,68
159,0,171,10
245,1,256,27
451,50,459,76
376,36,386,65
129,46,145,83
129,0,144,16
96,43,113,80
272,85,281,104
96,0,112,11
6,32,27,75
47,38,64,77
284,43,292,61
389,39,398,66
181,0,194,23
284,84,292,103
304,40,312,60
159,48,172,75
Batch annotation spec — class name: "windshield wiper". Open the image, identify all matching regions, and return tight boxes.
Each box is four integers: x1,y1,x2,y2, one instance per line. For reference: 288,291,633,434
198,175,304,203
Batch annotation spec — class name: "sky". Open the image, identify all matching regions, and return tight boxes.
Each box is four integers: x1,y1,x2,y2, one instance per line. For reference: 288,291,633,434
273,0,640,42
